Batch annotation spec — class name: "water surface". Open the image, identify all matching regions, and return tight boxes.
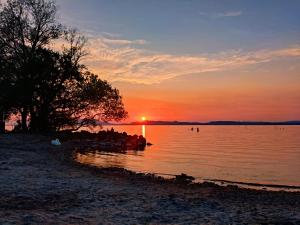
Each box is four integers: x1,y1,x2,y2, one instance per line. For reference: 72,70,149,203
75,125,300,188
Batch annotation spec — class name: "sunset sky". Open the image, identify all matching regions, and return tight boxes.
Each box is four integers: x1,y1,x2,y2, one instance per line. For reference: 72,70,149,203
56,0,300,122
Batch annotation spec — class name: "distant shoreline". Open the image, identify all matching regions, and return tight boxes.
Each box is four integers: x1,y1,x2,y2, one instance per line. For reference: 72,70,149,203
107,120,300,126
5,121,300,130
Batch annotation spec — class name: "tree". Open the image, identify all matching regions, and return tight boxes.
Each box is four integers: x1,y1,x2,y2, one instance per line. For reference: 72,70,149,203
0,0,62,131
27,42,128,132
0,0,128,132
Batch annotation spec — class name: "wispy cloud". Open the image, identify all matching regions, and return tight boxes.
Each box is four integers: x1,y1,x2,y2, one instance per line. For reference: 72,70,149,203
215,11,242,18
199,11,243,19
52,34,300,84
101,38,148,46
80,36,300,84
101,32,121,38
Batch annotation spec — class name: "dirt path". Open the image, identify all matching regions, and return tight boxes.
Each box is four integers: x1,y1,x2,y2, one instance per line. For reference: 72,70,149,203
0,134,299,225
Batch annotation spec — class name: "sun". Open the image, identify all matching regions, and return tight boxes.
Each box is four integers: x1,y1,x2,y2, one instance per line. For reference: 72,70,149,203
141,116,147,121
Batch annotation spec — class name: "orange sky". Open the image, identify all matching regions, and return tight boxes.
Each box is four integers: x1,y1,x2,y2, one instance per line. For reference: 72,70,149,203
115,63,300,122
53,0,300,122
76,35,300,122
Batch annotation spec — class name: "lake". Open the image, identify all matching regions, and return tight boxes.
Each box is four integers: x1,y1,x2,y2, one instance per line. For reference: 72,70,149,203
74,125,300,189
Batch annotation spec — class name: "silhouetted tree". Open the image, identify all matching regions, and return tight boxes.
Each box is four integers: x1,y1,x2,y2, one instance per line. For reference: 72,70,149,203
0,0,128,132
0,0,62,131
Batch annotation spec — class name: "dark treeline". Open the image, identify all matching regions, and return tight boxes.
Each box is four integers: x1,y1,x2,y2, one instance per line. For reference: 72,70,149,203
0,0,127,132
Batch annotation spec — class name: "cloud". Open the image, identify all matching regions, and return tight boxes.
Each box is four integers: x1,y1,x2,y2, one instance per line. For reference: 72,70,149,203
215,11,242,18
101,38,148,46
80,36,300,84
101,32,121,38
52,35,300,84
199,11,243,19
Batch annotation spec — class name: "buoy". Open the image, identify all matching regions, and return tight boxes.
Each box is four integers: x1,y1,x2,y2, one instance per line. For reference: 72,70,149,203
51,139,61,146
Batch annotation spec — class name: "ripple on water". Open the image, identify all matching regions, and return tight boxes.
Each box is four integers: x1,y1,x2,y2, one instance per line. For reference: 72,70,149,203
76,125,300,189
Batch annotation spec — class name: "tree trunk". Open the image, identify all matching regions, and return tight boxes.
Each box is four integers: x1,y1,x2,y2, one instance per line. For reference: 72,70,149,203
0,111,5,133
0,120,4,133
29,105,37,132
21,109,28,132
39,103,51,132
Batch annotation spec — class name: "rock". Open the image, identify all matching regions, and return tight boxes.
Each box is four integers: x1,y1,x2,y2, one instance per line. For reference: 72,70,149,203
51,139,61,146
58,130,151,151
174,173,195,184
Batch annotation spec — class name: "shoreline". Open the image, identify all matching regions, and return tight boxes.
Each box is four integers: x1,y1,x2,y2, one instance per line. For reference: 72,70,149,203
1,134,300,224
67,138,300,193
71,149,300,193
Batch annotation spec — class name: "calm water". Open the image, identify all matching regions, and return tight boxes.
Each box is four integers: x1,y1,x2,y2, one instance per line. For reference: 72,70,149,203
75,125,300,188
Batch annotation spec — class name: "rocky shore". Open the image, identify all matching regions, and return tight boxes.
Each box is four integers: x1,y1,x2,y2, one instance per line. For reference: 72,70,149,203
58,130,149,151
0,134,300,224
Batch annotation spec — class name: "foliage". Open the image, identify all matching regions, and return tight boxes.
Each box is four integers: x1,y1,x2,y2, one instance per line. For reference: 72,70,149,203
0,0,127,132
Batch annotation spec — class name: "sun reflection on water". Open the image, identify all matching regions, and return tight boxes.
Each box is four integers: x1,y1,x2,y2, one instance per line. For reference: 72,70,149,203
142,125,146,138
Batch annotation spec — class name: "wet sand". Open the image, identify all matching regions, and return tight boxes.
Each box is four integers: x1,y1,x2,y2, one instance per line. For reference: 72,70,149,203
0,134,299,224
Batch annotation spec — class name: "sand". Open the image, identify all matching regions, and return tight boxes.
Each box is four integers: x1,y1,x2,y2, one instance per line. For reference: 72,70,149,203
0,134,299,225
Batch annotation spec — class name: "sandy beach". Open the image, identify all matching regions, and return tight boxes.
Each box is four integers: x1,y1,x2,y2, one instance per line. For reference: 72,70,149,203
0,134,299,225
